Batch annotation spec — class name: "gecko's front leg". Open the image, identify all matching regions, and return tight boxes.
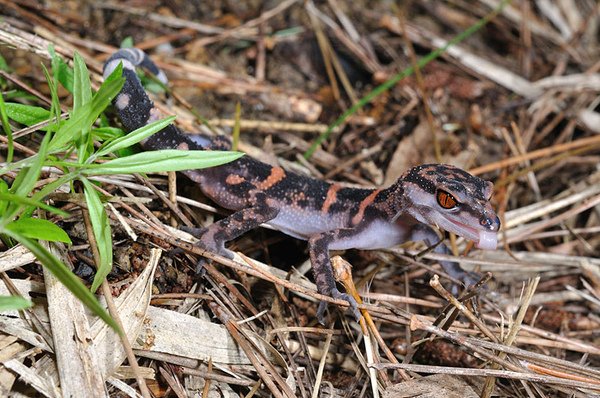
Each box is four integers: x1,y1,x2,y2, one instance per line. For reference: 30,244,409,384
409,224,480,287
308,228,361,323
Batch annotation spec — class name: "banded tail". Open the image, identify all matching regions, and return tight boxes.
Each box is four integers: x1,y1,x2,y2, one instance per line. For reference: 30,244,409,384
103,48,222,150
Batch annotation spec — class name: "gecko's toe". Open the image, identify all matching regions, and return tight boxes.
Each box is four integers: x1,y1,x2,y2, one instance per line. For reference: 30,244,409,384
186,227,235,260
333,291,361,322
461,270,484,289
193,241,234,276
440,261,490,294
195,258,208,276
316,301,329,325
180,226,234,276
167,247,185,256
317,288,361,324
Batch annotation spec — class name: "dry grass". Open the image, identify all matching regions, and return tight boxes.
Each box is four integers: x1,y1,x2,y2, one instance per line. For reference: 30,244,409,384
1,1,600,397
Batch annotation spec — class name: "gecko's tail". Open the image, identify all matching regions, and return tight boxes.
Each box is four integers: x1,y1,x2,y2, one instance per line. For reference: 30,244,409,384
103,48,168,135
104,48,168,84
104,48,212,151
104,48,232,151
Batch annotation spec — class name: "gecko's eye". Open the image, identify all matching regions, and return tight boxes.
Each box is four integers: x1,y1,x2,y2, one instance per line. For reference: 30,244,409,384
436,189,458,209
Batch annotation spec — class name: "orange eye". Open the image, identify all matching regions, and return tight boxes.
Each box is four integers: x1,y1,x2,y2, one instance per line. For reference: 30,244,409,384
436,190,458,209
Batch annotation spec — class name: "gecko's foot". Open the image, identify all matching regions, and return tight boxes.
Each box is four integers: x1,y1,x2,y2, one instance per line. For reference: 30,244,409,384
192,246,233,276
459,270,485,289
180,225,206,239
180,226,234,275
316,288,361,324
440,261,487,292
444,269,494,300
181,226,235,259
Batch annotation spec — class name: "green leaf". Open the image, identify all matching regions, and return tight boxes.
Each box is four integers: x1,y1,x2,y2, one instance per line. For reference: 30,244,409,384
6,218,71,243
0,54,8,87
49,46,74,94
0,92,13,163
41,62,62,129
4,103,51,127
0,192,69,218
0,296,32,311
0,180,8,216
0,53,9,72
92,127,124,141
7,132,51,220
48,65,124,153
81,178,112,293
93,116,176,159
11,233,118,331
3,90,38,101
73,52,94,161
103,61,124,88
81,150,243,175
73,52,92,112
142,80,166,95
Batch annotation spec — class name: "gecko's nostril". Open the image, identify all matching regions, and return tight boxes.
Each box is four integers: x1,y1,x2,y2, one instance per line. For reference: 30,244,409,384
480,215,501,231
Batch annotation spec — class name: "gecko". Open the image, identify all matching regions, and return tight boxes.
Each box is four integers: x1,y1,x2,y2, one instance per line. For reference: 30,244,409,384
103,48,500,322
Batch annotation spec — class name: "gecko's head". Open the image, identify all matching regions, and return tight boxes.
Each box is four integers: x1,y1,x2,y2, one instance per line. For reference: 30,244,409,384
401,164,500,250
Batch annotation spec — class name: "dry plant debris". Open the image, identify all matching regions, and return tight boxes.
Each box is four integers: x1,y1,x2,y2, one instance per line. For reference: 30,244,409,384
1,0,600,397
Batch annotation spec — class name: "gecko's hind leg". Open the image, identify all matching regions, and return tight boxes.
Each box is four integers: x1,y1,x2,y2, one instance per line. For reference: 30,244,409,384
184,191,279,275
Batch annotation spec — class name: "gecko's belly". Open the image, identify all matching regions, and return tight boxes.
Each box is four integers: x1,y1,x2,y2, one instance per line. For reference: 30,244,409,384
328,219,409,251
267,207,348,240
269,207,409,251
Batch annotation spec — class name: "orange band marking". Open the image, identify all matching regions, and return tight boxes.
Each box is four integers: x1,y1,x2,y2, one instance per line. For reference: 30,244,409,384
256,166,285,190
226,174,246,185
352,189,381,225
321,183,341,214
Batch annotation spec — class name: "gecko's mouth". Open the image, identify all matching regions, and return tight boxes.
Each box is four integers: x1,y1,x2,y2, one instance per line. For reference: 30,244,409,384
433,214,498,250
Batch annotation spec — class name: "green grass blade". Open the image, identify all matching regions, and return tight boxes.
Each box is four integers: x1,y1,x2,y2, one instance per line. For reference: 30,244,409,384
48,68,124,153
80,178,113,293
303,0,510,159
0,92,14,163
11,233,118,330
41,62,62,130
81,150,243,175
0,155,26,175
92,127,124,141
73,52,94,162
0,296,32,311
49,46,74,93
0,192,69,218
6,131,52,220
72,52,92,111
93,116,176,159
0,180,8,216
